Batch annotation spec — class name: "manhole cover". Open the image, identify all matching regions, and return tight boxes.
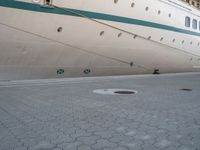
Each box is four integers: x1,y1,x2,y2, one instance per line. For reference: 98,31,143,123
93,89,137,95
180,88,192,91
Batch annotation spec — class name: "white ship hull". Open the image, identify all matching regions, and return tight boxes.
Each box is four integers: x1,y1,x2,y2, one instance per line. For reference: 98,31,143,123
0,0,200,80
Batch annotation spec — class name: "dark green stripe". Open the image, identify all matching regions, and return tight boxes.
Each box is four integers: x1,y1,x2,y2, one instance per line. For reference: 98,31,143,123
1,0,200,37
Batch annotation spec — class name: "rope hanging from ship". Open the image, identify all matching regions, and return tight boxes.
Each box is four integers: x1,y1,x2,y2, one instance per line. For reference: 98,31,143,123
0,21,151,71
0,3,199,72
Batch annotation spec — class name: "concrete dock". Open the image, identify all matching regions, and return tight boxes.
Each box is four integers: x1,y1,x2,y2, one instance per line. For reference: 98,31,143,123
0,73,200,150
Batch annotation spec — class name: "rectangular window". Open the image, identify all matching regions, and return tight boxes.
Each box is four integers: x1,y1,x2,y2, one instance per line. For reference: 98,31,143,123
185,16,190,27
199,21,200,31
192,19,197,29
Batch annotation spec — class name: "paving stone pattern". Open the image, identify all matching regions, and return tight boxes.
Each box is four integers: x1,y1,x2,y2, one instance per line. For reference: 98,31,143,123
0,73,200,150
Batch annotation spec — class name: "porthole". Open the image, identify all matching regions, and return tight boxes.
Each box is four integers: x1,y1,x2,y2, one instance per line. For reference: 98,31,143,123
190,41,193,45
148,36,151,40
83,69,91,74
118,33,122,37
172,39,175,43
158,10,161,14
44,0,51,5
145,6,149,11
100,31,104,36
114,0,118,4
182,40,185,44
131,2,135,7
57,69,64,75
133,35,137,39
168,13,171,18
160,37,164,41
198,42,200,46
57,27,63,32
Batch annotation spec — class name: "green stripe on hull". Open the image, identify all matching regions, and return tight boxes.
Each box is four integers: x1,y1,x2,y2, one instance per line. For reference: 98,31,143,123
1,0,200,37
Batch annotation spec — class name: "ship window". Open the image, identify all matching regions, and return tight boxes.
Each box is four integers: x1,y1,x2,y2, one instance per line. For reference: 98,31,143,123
199,21,200,30
192,1,195,6
44,0,52,5
185,16,190,27
131,3,135,7
192,19,197,29
100,31,104,36
118,33,122,37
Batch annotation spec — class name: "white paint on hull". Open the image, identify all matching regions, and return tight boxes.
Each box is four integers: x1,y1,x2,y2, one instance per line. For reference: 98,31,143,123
0,0,200,80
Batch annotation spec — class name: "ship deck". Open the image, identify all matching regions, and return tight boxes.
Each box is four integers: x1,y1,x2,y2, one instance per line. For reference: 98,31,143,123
0,73,200,150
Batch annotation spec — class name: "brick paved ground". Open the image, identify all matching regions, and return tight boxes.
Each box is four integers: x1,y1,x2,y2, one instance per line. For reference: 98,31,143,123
0,73,200,150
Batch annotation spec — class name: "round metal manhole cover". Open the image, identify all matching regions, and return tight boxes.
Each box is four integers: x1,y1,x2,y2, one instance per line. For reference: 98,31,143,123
93,89,137,95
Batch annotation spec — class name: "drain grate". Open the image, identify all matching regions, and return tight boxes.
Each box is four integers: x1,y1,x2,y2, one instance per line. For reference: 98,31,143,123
180,88,192,91
114,91,136,94
93,89,137,95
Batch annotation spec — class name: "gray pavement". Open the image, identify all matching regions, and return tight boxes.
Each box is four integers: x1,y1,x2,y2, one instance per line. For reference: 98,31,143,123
0,73,200,150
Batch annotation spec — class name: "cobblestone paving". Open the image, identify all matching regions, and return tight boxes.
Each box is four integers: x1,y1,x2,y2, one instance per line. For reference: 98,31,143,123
0,73,200,150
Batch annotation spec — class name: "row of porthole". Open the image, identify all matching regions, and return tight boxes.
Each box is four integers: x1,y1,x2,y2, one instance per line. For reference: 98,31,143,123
145,6,172,18
155,36,200,46
57,68,91,75
100,31,137,39
113,0,200,35
57,63,135,75
56,26,200,46
113,0,172,18
99,30,200,46
100,31,123,37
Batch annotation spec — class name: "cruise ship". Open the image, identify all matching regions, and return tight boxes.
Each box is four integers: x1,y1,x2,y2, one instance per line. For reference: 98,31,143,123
0,0,200,80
